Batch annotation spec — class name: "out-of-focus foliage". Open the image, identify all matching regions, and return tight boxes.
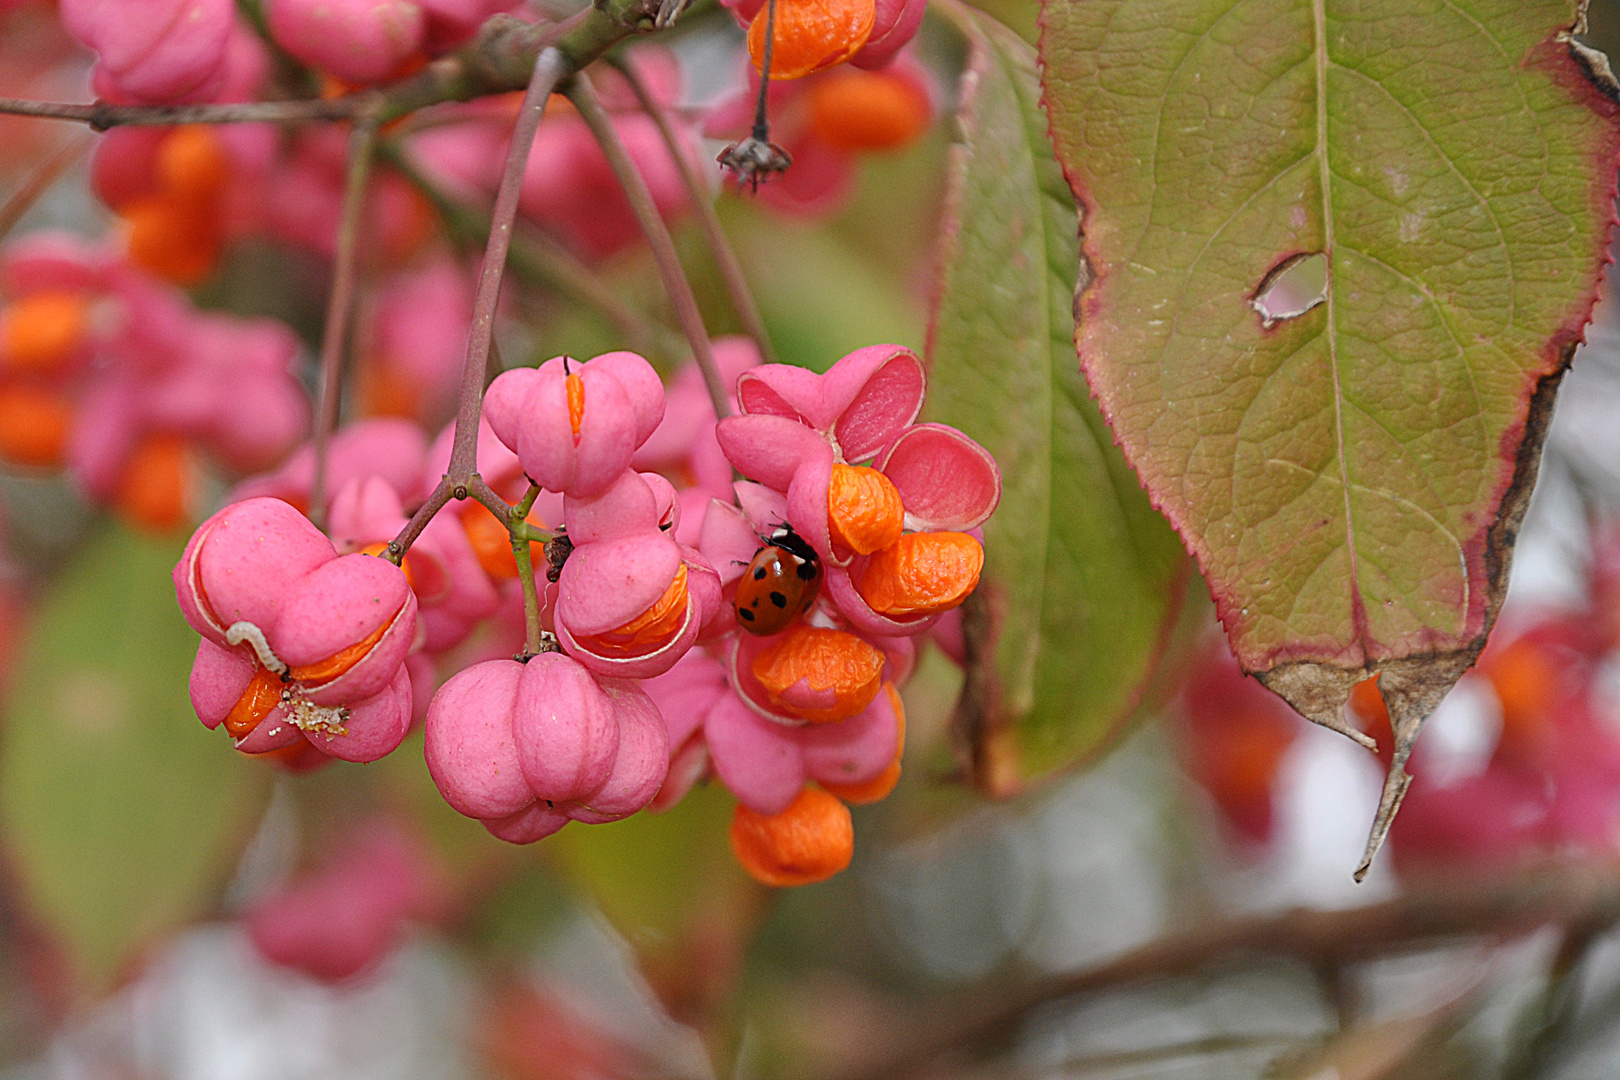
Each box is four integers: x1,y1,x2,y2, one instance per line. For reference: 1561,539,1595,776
0,526,268,987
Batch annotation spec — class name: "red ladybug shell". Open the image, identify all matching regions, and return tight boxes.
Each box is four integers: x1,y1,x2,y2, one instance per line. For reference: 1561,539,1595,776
735,528,821,635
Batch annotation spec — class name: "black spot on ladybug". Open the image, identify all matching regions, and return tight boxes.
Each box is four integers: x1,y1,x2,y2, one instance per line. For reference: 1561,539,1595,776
734,524,823,636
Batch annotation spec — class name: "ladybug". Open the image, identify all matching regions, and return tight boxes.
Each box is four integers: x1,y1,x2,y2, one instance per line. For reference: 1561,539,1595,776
735,525,821,635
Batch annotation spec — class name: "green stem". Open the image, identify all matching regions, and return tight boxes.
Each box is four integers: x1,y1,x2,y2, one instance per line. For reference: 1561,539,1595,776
509,483,546,656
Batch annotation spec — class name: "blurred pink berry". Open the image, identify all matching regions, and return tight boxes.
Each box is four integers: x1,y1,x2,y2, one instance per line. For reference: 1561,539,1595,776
632,336,758,512
267,0,424,85
246,820,451,982
61,0,235,103
232,417,429,516
359,253,473,422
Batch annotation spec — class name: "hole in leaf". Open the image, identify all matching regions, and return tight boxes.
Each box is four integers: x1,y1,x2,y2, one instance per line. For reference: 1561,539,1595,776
1251,252,1327,329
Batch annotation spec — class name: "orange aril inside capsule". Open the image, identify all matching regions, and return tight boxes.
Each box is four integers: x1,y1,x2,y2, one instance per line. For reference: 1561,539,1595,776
224,664,285,739
0,384,71,467
122,196,221,285
155,126,229,203
856,531,983,617
826,462,904,555
751,623,884,723
730,786,853,887
820,683,904,804
747,0,875,81
462,500,544,580
585,564,689,655
565,372,586,441
288,616,393,686
357,541,420,592
1480,637,1559,758
805,69,931,152
114,433,191,532
0,292,90,375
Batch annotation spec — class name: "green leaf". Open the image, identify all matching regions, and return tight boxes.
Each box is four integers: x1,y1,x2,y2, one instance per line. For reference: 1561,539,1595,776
924,2,1188,791
0,526,268,987
1039,0,1620,869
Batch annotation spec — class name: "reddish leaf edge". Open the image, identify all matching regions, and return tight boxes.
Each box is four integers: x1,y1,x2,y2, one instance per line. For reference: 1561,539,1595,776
1034,0,1620,876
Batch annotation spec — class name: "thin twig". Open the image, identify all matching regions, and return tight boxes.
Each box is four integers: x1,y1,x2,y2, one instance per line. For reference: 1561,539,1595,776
611,54,776,367
0,0,659,132
967,1034,1300,1079
567,74,729,420
439,46,570,493
824,860,1620,1080
0,134,91,243
0,96,363,129
380,142,686,363
385,483,454,565
512,224,690,364
308,115,381,526
754,0,777,141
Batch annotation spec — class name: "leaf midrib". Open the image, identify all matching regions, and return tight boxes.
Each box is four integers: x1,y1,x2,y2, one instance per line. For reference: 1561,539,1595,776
1312,0,1365,650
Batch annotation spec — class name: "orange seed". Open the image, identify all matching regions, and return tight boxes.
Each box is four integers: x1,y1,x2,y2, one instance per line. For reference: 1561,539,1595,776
224,664,285,739
114,432,191,532
747,0,875,80
565,371,586,441
586,564,689,655
751,623,884,723
856,531,983,617
0,292,90,375
1481,638,1559,757
826,462,904,555
155,126,229,202
730,787,853,887
0,383,71,467
288,615,393,686
805,69,931,152
462,500,543,580
122,196,221,285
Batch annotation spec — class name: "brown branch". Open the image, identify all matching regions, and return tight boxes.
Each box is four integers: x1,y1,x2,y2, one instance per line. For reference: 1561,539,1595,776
442,46,568,488
567,73,729,420
385,482,454,564
0,96,363,129
611,54,777,367
827,859,1620,1080
308,114,380,525
0,0,659,132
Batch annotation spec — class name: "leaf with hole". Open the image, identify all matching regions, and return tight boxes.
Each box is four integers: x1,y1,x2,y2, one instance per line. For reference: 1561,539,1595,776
925,1,1188,792
1039,0,1620,871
